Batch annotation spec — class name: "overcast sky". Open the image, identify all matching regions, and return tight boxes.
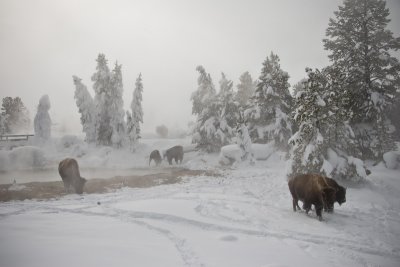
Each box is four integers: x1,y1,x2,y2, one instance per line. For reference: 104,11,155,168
1,0,399,136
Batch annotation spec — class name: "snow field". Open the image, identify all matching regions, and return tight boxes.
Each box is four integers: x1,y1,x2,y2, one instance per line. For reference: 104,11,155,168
1,156,399,267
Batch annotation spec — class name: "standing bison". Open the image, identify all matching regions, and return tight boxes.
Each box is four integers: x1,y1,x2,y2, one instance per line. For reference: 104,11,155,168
58,158,87,194
164,145,184,165
149,150,162,166
324,177,346,212
288,174,337,221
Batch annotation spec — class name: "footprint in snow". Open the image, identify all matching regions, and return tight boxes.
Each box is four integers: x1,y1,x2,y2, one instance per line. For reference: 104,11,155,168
220,235,238,242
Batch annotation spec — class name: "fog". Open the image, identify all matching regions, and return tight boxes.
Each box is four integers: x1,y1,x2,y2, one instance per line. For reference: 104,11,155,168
1,0,399,136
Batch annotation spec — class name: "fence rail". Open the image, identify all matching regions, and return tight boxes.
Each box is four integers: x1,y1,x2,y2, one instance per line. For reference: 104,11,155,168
0,134,34,142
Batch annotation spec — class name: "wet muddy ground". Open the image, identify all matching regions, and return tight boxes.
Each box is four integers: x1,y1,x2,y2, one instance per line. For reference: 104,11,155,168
0,168,216,202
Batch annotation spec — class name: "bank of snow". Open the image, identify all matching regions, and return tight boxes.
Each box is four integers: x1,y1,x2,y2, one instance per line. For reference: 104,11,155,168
0,151,399,267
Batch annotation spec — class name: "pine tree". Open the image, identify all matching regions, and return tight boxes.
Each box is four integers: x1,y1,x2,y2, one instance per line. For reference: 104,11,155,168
91,54,113,146
191,66,228,152
289,68,366,182
109,63,126,148
125,110,137,152
1,97,30,133
323,0,400,159
236,72,256,107
218,72,238,141
34,95,51,143
73,76,96,143
127,73,143,151
245,52,292,150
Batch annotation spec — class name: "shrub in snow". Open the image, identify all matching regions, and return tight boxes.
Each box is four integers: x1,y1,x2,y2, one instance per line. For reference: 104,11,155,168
383,151,400,169
8,146,46,170
236,123,254,163
58,135,81,149
219,144,241,165
34,95,51,144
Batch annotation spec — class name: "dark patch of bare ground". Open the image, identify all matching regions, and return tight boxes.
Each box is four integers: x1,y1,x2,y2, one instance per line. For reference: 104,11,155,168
0,168,216,202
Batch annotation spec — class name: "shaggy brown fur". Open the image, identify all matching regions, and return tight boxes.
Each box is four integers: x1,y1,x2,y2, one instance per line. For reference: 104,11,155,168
149,150,162,166
58,158,87,194
164,145,184,165
288,174,337,221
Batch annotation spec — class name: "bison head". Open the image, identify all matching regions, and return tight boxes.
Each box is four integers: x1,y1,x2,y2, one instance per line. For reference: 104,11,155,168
74,177,87,194
336,185,346,205
323,187,337,212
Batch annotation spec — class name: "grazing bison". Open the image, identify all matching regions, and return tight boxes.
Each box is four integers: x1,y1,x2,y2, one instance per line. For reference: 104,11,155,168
149,150,162,166
288,173,337,221
58,158,87,194
324,177,346,212
164,145,184,165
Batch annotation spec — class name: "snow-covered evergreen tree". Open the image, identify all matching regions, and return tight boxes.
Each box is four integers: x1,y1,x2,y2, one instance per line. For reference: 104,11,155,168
34,95,51,143
218,72,238,142
1,97,30,133
236,72,256,107
289,68,366,182
73,76,96,143
109,63,126,148
245,52,292,150
91,54,113,146
191,66,228,152
0,114,8,135
237,123,254,163
125,110,137,152
127,73,143,151
323,0,400,160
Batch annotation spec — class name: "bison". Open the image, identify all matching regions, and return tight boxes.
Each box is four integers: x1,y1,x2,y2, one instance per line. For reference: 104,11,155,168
149,150,162,166
164,145,184,165
324,177,346,212
288,173,337,221
58,158,87,194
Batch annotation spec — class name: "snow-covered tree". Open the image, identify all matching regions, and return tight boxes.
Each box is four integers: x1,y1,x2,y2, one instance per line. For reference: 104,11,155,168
237,123,254,163
236,72,256,107
191,66,227,152
0,114,8,135
1,97,30,134
218,72,238,141
127,73,143,151
92,54,113,146
109,63,126,148
34,95,51,143
125,110,137,152
323,0,400,159
245,52,293,150
289,68,366,182
73,76,96,143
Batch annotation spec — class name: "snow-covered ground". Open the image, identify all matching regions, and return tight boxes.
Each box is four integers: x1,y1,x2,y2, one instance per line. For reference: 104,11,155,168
0,138,399,267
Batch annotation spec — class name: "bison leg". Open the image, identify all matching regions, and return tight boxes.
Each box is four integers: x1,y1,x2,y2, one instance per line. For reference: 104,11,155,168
315,205,323,221
292,198,298,211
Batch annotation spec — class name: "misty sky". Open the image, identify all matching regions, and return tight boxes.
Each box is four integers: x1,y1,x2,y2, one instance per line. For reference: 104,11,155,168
1,0,399,136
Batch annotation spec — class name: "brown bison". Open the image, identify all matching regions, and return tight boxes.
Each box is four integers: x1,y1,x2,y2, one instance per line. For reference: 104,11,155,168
58,158,87,194
149,150,162,166
324,177,346,212
288,174,337,221
164,145,184,165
